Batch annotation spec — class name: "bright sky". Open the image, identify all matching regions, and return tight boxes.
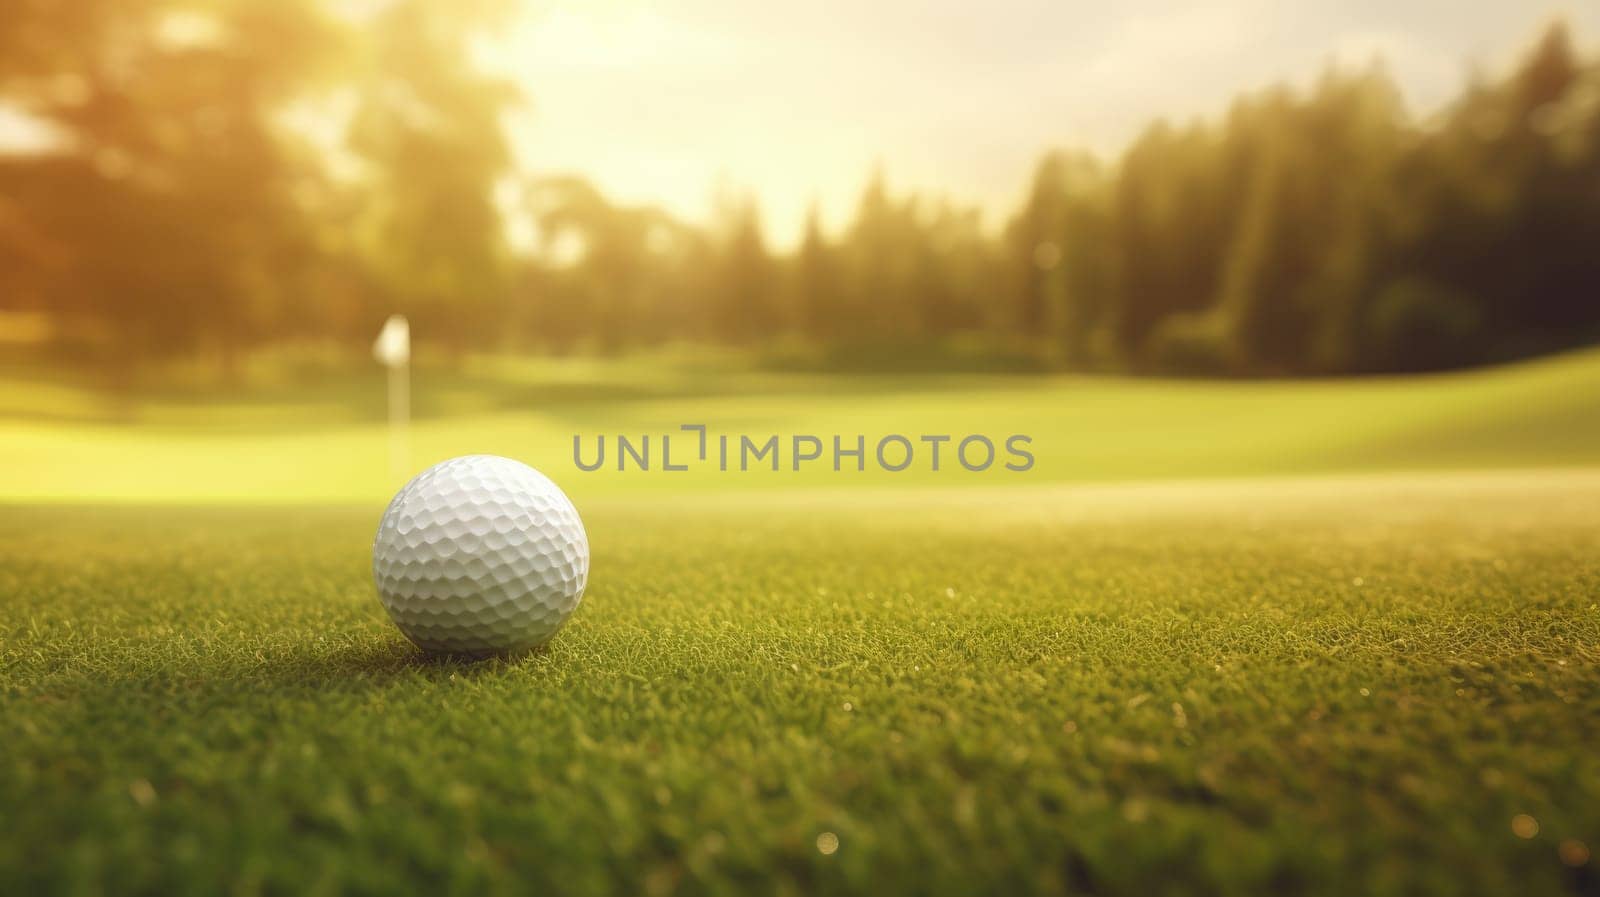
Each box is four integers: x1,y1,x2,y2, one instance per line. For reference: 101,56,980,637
0,2,1592,249
482,0,1598,247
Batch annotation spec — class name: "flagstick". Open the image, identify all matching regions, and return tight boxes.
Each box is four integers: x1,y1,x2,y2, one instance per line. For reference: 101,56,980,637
388,358,410,484
374,314,412,485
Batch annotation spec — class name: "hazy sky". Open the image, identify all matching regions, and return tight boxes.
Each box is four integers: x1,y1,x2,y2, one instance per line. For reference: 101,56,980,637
483,0,1597,247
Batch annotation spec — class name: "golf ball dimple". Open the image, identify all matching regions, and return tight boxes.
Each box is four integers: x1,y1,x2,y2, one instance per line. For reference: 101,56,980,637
372,455,589,656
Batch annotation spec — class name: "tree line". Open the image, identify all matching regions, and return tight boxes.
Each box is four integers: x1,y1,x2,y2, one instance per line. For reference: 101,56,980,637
2,4,1597,378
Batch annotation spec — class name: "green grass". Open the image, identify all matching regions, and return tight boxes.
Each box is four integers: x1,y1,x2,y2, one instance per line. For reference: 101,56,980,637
3,346,1600,503
4,352,1598,892
3,472,1598,895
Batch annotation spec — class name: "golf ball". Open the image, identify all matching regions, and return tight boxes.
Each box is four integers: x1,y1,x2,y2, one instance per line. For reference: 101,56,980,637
372,455,589,656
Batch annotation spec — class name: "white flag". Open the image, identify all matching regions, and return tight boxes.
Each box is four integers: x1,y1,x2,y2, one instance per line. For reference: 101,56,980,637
373,315,410,367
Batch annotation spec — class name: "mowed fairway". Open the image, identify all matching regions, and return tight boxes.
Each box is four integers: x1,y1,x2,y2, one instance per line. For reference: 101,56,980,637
3,346,1600,503
3,473,1598,896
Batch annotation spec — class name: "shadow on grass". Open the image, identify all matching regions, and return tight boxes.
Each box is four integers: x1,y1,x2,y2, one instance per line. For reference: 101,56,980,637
27,636,565,710
234,637,560,691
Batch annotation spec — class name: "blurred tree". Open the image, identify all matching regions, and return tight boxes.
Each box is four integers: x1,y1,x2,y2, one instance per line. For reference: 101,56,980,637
709,188,777,342
2,10,1598,379
1217,71,1403,373
793,203,842,342
346,0,517,356
1296,67,1405,371
1109,121,1235,362
914,200,991,338
841,169,921,339
1008,151,1112,364
1371,21,1600,370
520,176,702,352
0,0,344,375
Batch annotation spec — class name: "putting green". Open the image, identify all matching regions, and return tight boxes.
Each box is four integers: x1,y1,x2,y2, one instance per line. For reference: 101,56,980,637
2,472,1598,894
2,347,1599,503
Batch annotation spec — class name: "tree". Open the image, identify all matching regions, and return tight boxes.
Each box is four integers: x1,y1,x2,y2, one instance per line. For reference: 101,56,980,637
1371,21,1600,369
1218,71,1404,373
519,176,701,351
794,203,842,342
709,189,777,342
0,0,344,374
1007,151,1112,364
346,0,517,355
1109,121,1235,362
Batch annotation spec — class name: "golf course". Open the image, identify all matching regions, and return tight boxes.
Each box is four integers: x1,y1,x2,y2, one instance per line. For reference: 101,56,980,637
3,351,1597,895
7,3,1600,892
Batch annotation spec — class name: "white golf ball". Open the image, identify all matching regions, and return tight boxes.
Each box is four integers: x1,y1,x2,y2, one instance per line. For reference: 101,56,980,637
372,455,589,656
